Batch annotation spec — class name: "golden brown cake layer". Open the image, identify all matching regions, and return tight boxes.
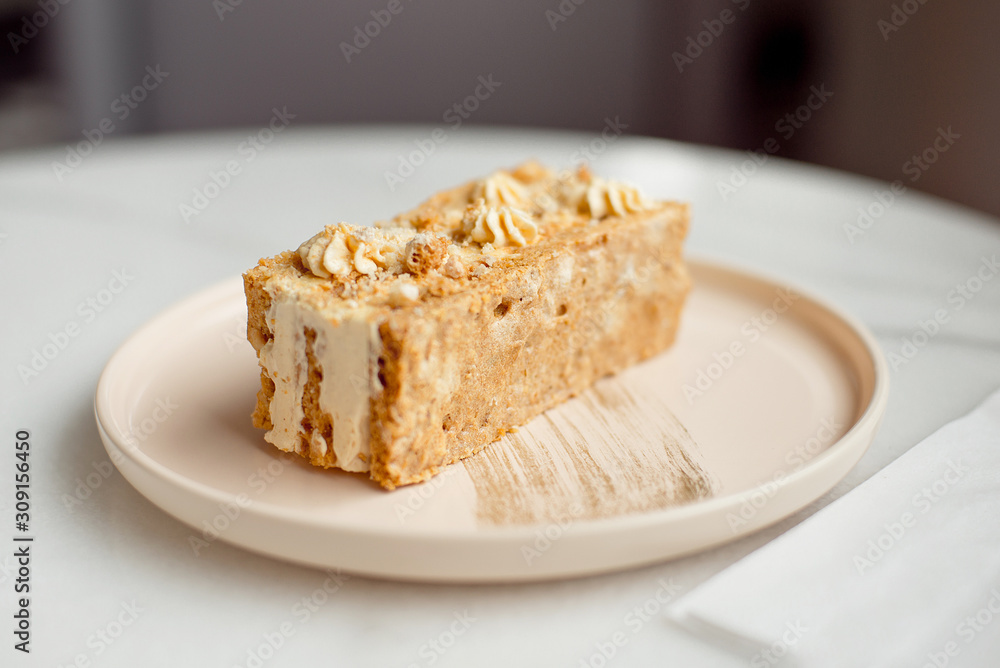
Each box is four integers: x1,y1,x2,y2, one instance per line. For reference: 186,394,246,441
243,163,690,489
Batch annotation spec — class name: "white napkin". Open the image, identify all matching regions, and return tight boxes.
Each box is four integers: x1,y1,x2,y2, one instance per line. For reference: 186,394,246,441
669,389,1000,668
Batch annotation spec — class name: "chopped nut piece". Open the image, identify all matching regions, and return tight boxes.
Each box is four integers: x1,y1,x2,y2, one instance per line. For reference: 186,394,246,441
403,233,449,276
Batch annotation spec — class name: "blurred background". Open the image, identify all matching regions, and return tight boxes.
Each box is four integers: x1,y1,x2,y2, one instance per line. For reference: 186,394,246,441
1,0,997,216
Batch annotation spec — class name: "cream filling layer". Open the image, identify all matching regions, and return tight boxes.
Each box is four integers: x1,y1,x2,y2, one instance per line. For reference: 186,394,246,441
258,294,377,472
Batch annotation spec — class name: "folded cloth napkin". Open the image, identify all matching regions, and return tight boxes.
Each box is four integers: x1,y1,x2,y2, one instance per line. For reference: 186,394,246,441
669,389,1000,668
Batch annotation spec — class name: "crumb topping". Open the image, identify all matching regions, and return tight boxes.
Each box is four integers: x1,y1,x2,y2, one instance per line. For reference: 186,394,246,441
294,162,659,286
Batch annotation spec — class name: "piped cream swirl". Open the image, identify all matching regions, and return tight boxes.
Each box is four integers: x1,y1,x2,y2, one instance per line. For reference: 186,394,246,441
462,202,538,247
471,171,530,207
297,224,414,278
584,178,653,218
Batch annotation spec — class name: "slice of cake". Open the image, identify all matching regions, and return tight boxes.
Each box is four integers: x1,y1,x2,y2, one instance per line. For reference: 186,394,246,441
243,162,690,489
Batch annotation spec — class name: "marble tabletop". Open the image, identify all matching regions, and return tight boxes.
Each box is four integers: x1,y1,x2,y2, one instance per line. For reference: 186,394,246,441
2,126,999,667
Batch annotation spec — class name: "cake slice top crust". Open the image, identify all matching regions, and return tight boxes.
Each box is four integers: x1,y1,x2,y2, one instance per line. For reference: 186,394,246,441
247,162,688,319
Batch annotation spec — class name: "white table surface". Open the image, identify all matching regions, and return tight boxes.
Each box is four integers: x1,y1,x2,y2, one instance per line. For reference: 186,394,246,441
2,126,999,667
